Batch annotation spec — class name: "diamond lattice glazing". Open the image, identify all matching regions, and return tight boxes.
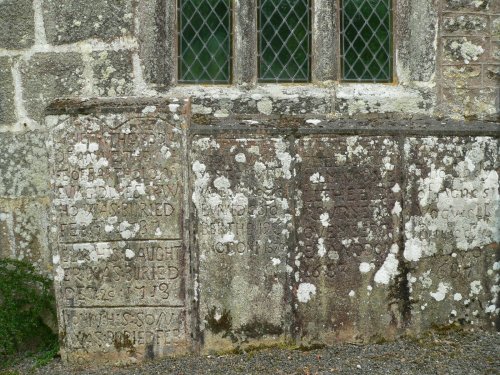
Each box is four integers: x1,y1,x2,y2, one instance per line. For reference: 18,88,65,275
341,0,392,82
259,0,311,82
178,0,231,83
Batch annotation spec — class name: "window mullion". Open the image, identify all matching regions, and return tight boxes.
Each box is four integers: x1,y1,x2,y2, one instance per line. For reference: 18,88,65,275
312,0,338,82
233,0,258,85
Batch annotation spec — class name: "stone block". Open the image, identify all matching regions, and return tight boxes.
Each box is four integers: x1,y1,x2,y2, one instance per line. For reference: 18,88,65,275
0,57,16,125
444,0,493,11
403,137,499,332
492,17,500,40
0,131,50,198
442,88,499,120
293,136,404,344
0,198,51,275
395,0,438,83
47,99,191,364
91,50,134,97
191,134,293,352
43,0,134,45
443,37,488,64
20,53,85,122
0,0,35,50
0,209,14,259
136,0,174,88
442,15,488,35
442,65,482,89
11,199,50,270
492,41,500,61
483,65,500,87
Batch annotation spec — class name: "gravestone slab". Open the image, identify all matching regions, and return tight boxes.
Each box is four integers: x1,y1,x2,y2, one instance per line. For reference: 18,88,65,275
191,134,293,353
47,99,190,364
403,136,499,332
294,136,404,344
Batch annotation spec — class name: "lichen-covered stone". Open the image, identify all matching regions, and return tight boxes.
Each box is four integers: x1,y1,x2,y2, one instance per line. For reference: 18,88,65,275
492,41,500,61
443,15,487,34
43,0,134,45
172,86,333,117
0,131,49,198
483,65,500,87
20,53,85,122
492,17,500,39
0,0,35,50
442,88,499,120
444,0,492,11
294,136,404,344
403,137,499,332
47,99,191,364
0,57,16,125
0,198,51,274
443,37,487,64
0,208,14,259
191,135,293,353
442,65,482,89
91,50,134,97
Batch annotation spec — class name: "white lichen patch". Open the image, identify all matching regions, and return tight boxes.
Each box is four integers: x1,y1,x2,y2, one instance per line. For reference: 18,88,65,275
214,176,231,190
392,183,401,193
125,249,135,259
274,138,292,179
235,153,246,163
374,254,399,285
359,262,372,273
75,209,93,226
297,282,317,303
430,282,450,302
391,201,402,216
119,221,140,239
317,238,326,257
310,172,325,184
447,39,485,64
469,280,483,296
320,213,330,227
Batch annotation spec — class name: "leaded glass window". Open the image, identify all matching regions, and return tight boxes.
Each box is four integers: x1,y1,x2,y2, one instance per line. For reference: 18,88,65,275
341,0,392,82
258,0,311,82
178,0,232,83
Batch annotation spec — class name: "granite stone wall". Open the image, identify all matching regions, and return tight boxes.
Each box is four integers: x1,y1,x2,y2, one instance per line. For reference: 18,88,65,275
0,0,498,363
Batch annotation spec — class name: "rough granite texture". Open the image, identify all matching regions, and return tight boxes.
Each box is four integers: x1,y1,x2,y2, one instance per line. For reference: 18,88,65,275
42,0,134,45
0,0,498,367
0,0,35,50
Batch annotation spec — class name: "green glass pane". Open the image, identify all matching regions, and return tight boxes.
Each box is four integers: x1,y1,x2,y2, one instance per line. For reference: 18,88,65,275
259,0,311,82
179,0,231,83
341,0,392,82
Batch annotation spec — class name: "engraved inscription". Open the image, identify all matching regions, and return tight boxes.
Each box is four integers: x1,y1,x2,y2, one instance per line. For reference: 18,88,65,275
49,104,189,363
191,136,292,350
58,240,184,307
52,116,183,242
294,136,402,342
404,137,499,330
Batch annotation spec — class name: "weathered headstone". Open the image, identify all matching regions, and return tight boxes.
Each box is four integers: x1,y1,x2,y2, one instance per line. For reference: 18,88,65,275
294,135,404,344
191,132,293,352
403,136,499,332
47,99,190,364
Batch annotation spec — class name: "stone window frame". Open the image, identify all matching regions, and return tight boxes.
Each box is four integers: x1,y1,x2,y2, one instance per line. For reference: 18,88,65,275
139,0,436,90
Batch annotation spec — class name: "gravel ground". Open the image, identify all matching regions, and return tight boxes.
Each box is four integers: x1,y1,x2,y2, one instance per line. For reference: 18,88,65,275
4,330,500,375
